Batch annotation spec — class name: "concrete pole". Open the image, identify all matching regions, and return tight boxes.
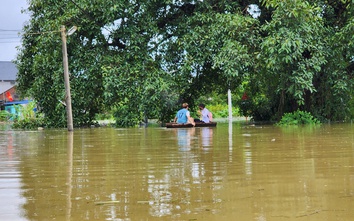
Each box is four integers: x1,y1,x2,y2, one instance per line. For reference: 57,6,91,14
61,25,74,131
228,88,232,121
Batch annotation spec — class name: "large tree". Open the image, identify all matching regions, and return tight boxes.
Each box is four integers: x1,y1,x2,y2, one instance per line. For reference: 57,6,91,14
255,0,354,121
16,0,354,127
16,0,259,127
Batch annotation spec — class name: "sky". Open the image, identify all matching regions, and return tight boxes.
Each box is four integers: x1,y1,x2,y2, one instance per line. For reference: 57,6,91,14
0,0,29,61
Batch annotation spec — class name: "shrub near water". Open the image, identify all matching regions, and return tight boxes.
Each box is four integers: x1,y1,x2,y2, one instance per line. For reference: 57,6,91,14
207,104,239,118
277,110,321,126
0,110,11,121
12,102,45,130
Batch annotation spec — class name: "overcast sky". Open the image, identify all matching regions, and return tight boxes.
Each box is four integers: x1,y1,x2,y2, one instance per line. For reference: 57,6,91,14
0,0,29,61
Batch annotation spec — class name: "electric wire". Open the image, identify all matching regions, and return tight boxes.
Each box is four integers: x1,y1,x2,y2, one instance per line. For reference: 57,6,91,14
0,0,114,45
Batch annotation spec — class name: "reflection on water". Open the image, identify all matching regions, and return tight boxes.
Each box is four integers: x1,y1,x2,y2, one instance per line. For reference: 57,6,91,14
229,121,232,162
66,132,73,220
0,131,26,221
175,127,213,150
176,128,194,150
1,124,354,220
200,127,213,148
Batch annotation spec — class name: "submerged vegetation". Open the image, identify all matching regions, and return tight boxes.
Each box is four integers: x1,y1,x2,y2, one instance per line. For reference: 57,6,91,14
276,110,321,126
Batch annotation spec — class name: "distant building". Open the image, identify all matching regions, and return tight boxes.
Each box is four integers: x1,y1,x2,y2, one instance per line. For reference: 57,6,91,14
0,61,18,104
0,61,34,118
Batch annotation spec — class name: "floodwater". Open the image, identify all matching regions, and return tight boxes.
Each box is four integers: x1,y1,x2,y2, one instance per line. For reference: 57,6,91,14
1,123,354,221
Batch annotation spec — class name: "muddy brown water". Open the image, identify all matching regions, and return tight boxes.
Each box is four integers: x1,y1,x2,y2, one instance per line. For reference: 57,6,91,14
1,123,354,221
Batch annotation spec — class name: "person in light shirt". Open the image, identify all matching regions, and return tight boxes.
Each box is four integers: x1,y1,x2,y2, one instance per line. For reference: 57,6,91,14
198,103,213,123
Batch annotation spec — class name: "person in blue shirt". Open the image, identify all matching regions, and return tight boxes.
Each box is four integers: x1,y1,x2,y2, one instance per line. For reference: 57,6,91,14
173,103,195,126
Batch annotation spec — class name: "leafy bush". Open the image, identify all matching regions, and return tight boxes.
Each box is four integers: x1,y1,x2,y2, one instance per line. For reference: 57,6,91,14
238,100,253,117
12,118,45,130
252,97,274,121
113,105,142,127
207,104,239,118
276,110,321,126
95,112,114,121
0,110,11,121
11,101,45,130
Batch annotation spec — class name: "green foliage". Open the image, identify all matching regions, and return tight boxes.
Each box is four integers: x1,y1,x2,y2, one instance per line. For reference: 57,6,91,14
194,92,239,118
276,110,321,126
0,111,11,121
11,102,45,130
15,0,354,127
12,118,45,130
95,112,114,121
102,55,180,126
238,100,253,117
249,94,276,121
196,92,227,107
113,104,142,128
260,0,326,107
207,104,239,118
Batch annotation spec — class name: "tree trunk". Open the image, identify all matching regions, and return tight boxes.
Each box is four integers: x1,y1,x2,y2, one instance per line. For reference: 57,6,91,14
277,90,285,120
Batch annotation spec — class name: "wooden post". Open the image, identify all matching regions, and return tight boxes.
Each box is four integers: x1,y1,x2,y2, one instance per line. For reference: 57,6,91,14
61,25,73,131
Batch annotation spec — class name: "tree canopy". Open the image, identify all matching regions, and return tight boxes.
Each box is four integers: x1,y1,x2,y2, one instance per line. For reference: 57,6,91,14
16,0,354,127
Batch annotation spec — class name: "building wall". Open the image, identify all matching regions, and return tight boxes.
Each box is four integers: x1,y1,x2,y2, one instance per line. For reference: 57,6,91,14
0,85,17,103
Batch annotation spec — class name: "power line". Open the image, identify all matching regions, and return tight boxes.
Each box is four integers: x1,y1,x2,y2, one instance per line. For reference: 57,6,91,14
0,29,22,32
1,0,114,45
24,30,60,35
0,33,21,35
0,37,21,39
0,41,21,44
0,31,59,42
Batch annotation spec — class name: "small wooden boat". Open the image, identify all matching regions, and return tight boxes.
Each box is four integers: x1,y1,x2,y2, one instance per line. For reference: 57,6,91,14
165,122,217,128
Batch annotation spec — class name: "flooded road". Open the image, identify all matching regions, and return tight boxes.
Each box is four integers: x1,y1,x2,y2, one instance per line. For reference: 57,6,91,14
1,123,354,220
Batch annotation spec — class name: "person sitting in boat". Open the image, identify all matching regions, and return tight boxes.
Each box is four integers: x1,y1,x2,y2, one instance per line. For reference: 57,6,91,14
198,103,213,123
173,103,195,126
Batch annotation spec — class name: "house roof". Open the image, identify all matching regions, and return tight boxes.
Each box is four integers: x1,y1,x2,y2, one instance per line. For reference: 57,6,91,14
0,84,15,94
0,61,17,81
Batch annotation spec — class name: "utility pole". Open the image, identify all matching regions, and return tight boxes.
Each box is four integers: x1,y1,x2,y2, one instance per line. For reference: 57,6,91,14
61,25,74,131
228,81,232,121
